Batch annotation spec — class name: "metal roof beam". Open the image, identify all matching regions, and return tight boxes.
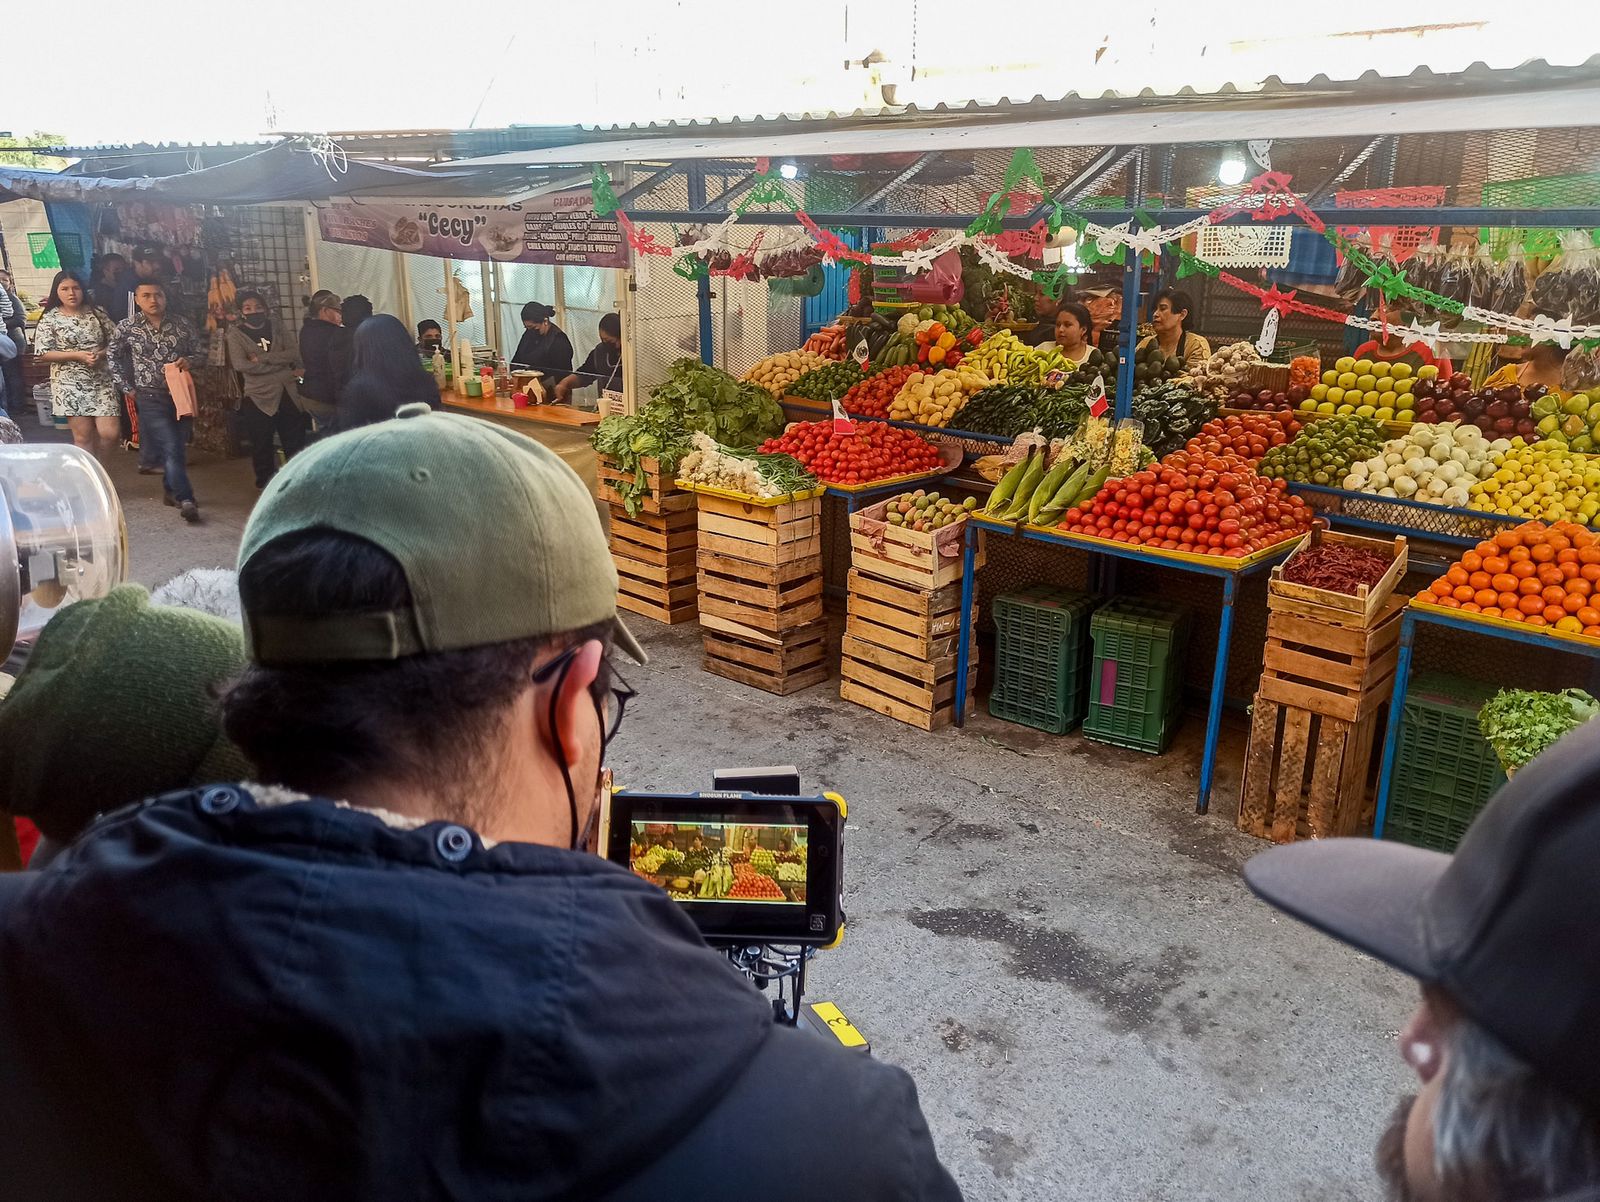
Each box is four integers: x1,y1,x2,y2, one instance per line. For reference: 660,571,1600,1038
855,152,938,213
615,166,680,207
1302,136,1391,207
698,171,758,212
1022,146,1139,226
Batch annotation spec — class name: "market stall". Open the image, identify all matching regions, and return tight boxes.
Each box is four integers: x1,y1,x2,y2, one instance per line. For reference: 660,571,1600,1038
460,78,1600,841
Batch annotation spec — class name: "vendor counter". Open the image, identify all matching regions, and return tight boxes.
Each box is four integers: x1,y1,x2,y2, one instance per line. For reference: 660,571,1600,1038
438,389,601,495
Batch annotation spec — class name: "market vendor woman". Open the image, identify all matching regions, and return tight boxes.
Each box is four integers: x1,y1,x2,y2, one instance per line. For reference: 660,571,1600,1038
1035,301,1095,367
1483,341,1568,396
510,302,573,381
1138,288,1211,372
554,313,623,402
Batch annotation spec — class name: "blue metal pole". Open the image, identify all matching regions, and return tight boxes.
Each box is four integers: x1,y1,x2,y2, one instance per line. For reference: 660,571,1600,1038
1196,572,1237,814
954,523,979,729
1372,611,1417,839
1114,253,1142,421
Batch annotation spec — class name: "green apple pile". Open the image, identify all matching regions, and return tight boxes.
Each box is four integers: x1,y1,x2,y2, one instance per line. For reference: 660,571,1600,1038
1300,355,1427,424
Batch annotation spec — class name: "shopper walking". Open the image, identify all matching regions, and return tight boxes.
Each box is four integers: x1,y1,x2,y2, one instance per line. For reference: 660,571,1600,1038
110,280,202,523
226,291,308,488
1248,721,1600,1201
32,270,122,460
297,288,349,429
337,313,440,431
125,246,173,473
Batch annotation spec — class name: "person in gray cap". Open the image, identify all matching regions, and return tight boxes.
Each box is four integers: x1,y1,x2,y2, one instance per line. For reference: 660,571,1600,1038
1247,721,1600,1202
0,403,961,1202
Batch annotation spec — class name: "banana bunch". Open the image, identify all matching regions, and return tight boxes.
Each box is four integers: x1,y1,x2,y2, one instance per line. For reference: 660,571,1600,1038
888,368,991,427
205,265,238,332
963,329,1025,381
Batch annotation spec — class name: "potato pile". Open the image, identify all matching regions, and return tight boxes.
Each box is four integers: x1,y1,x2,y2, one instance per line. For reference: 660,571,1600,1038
888,368,991,427
742,350,833,397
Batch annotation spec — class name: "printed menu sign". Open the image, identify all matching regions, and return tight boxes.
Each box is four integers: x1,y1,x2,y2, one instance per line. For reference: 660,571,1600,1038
316,187,627,268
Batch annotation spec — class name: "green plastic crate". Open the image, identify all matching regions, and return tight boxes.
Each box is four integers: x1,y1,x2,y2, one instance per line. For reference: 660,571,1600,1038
989,586,1102,734
1082,598,1189,754
1386,672,1507,852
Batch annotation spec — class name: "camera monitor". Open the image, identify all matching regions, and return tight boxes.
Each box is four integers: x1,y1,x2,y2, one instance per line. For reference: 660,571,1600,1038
600,791,845,946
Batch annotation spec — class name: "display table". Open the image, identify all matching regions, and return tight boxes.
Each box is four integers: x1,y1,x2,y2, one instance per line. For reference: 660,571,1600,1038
1371,606,1600,838
440,394,599,493
956,517,1297,813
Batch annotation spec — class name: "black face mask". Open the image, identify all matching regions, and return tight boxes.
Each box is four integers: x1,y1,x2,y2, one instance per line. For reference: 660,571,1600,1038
241,313,269,329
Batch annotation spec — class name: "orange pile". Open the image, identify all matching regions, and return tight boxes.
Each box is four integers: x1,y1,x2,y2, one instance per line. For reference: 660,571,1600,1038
1416,521,1600,636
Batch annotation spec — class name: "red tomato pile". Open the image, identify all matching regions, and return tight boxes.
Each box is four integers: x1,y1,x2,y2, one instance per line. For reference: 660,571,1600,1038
841,365,918,419
1182,412,1301,463
760,420,944,486
1059,449,1314,557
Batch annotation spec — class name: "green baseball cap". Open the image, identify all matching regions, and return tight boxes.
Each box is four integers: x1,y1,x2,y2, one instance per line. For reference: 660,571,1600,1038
238,403,645,666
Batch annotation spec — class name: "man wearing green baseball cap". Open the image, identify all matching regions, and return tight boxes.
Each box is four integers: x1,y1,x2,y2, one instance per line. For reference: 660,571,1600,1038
0,403,960,1202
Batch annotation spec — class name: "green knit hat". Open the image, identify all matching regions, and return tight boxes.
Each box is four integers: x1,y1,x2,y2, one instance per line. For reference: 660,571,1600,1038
0,585,252,841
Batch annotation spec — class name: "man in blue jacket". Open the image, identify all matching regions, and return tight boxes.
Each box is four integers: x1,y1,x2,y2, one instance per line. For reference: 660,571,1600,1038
0,402,962,1202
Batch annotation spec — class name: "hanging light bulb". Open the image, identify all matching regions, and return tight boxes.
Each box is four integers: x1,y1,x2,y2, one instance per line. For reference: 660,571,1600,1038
1217,151,1248,187
779,162,799,180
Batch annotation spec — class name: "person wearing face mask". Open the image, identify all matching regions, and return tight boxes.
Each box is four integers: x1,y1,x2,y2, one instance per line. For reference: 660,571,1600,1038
225,291,309,488
1247,723,1600,1202
0,404,962,1202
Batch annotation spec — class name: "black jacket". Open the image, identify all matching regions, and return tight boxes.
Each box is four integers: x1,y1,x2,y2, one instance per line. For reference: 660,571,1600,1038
511,324,574,376
298,317,351,412
0,787,961,1202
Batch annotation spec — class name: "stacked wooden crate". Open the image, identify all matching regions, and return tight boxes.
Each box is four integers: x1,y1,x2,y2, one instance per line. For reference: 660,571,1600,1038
840,500,983,730
599,455,698,625
694,492,828,695
1240,531,1408,842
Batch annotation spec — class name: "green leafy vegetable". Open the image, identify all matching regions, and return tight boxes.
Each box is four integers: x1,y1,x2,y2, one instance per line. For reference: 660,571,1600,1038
591,359,788,515
1478,688,1600,773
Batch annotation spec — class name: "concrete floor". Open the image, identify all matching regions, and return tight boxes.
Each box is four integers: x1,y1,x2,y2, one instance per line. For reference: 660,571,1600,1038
96,425,1411,1202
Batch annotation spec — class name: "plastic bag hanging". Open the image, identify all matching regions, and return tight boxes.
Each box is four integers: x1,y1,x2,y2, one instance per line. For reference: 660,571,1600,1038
1255,309,1280,358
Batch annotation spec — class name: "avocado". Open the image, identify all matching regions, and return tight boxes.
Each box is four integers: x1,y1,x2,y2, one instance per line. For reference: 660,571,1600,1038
1164,355,1182,375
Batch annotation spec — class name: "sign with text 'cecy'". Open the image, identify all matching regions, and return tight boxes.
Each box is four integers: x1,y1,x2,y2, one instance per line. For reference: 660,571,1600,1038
316,188,627,269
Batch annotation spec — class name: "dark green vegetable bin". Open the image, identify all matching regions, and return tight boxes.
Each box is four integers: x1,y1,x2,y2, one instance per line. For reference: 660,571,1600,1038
989,586,1103,734
1385,672,1507,853
1082,598,1190,754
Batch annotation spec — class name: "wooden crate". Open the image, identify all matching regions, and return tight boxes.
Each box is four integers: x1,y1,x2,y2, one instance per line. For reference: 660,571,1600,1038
1239,697,1382,842
610,505,698,625
597,454,695,517
1256,594,1405,722
839,568,978,730
700,614,829,696
844,570,968,660
694,492,823,634
847,500,984,591
1269,529,1407,624
840,652,978,731
699,558,824,633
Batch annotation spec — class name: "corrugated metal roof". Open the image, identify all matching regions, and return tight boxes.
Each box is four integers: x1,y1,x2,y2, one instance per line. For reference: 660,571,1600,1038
457,76,1600,168
566,55,1600,131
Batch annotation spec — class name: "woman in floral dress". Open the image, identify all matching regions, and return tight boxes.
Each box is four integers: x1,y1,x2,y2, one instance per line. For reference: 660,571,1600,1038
33,270,122,460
